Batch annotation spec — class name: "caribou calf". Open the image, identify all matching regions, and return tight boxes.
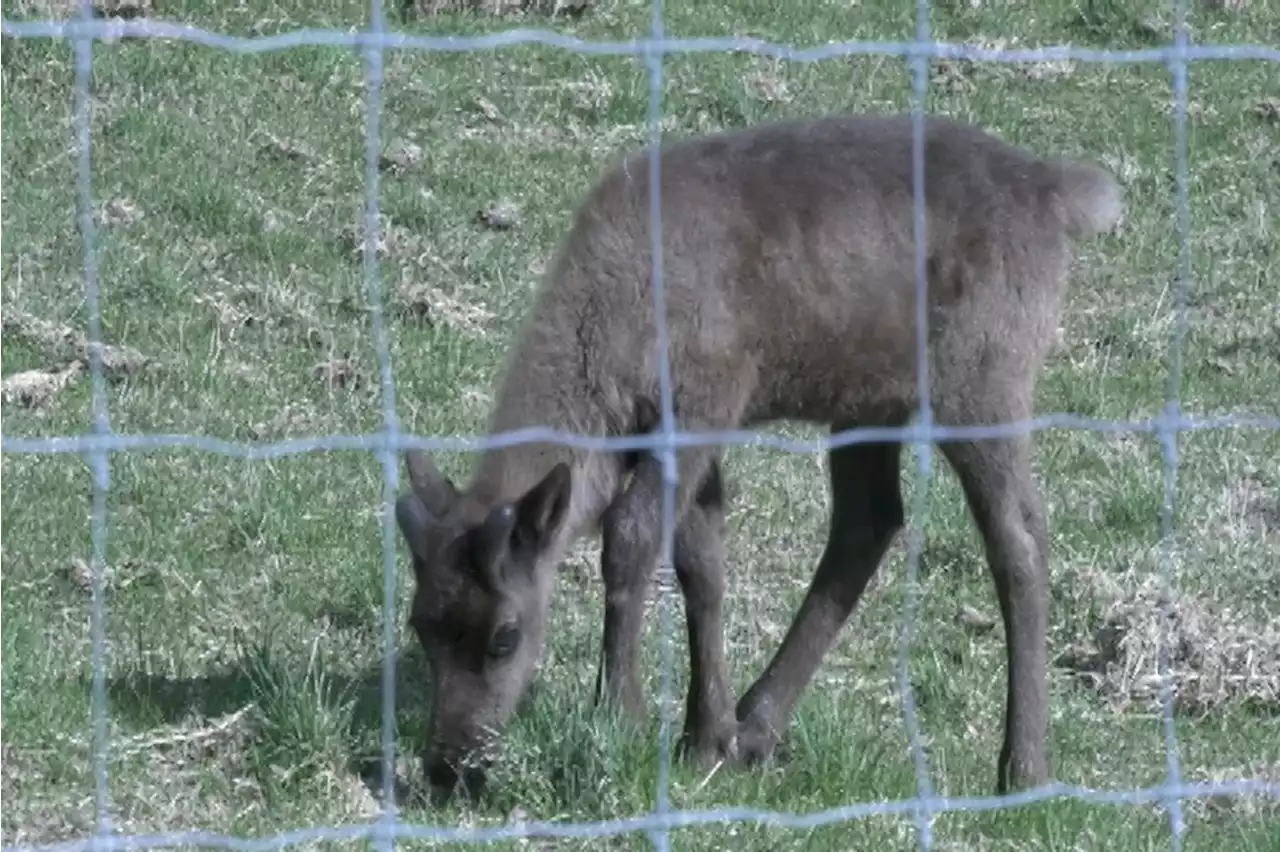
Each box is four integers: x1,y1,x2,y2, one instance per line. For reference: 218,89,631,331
393,111,1123,801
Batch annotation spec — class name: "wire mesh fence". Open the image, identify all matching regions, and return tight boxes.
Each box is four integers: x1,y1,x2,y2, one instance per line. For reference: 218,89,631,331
2,0,1278,850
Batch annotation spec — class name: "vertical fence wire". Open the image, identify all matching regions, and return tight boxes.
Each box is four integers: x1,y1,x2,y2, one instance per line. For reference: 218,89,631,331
1156,0,1193,845
356,0,405,847
2,5,1280,852
644,1,678,849
900,0,938,847
72,0,113,845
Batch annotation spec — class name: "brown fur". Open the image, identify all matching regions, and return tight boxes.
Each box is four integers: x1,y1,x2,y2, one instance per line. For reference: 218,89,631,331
393,111,1123,800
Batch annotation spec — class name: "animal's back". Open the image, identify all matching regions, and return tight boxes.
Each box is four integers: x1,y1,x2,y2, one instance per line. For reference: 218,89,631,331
518,112,1120,430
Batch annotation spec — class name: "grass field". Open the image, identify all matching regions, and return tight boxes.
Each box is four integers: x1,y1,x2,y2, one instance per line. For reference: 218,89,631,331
3,0,1279,849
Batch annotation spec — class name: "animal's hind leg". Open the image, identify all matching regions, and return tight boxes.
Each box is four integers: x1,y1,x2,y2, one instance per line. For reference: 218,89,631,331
939,433,1050,793
734,429,904,765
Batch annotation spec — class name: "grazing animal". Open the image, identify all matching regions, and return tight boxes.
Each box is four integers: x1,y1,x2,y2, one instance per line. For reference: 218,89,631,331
393,111,1123,801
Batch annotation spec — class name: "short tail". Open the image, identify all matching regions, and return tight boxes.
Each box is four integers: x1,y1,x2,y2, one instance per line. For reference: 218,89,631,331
1050,160,1124,238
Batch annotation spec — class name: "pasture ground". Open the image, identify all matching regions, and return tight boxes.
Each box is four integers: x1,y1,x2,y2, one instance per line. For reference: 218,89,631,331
2,0,1278,849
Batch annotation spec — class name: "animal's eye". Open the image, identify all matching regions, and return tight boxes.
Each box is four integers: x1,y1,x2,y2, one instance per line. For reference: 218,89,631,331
486,624,520,659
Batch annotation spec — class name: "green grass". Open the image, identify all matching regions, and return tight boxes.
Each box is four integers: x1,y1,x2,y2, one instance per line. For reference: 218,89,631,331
3,0,1279,849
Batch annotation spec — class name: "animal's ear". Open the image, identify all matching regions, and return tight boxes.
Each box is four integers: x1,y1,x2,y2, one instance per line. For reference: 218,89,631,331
470,503,517,591
513,462,573,552
395,491,436,563
469,464,572,591
405,450,459,517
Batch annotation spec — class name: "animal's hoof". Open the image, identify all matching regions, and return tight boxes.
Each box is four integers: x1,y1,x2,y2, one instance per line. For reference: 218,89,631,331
997,754,1051,794
732,714,789,768
677,719,739,768
727,706,793,767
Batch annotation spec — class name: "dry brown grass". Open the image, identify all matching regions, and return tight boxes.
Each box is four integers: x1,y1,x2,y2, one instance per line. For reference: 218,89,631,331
193,283,330,351
405,0,592,19
2,310,151,377
393,278,496,338
313,354,366,391
8,0,152,19
1056,571,1280,716
1,362,84,409
1185,759,1280,822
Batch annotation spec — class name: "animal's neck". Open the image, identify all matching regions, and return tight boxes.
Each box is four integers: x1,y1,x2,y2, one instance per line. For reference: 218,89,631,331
461,278,609,528
466,441,578,509
463,347,589,511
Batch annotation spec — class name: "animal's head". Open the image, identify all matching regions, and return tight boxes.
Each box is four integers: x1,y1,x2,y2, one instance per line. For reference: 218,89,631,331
393,451,572,803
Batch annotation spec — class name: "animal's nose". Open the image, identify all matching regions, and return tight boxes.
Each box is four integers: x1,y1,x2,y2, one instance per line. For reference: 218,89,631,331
426,758,457,790
424,758,487,803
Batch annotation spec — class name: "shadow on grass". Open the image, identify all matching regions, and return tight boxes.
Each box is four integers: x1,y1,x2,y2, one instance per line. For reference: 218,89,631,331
96,630,434,804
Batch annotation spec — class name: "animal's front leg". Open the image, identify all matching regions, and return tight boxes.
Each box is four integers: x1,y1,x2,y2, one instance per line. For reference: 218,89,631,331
735,437,904,766
672,458,739,767
595,461,663,719
595,446,720,722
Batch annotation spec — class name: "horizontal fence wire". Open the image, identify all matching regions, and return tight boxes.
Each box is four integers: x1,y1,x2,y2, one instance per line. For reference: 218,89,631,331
3,16,1280,61
3,413,1280,459
2,4,1279,852
2,780,1280,852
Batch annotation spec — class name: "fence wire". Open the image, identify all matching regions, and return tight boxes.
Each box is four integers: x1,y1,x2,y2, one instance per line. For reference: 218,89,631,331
2,1,1279,850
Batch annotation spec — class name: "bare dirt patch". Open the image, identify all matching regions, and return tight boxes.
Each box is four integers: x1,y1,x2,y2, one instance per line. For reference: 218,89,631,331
63,556,103,592
1253,97,1280,123
338,214,425,261
95,197,145,229
931,60,977,95
256,133,321,166
248,402,321,441
1019,59,1077,82
744,64,792,104
334,213,499,338
60,556,159,596
563,75,614,114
